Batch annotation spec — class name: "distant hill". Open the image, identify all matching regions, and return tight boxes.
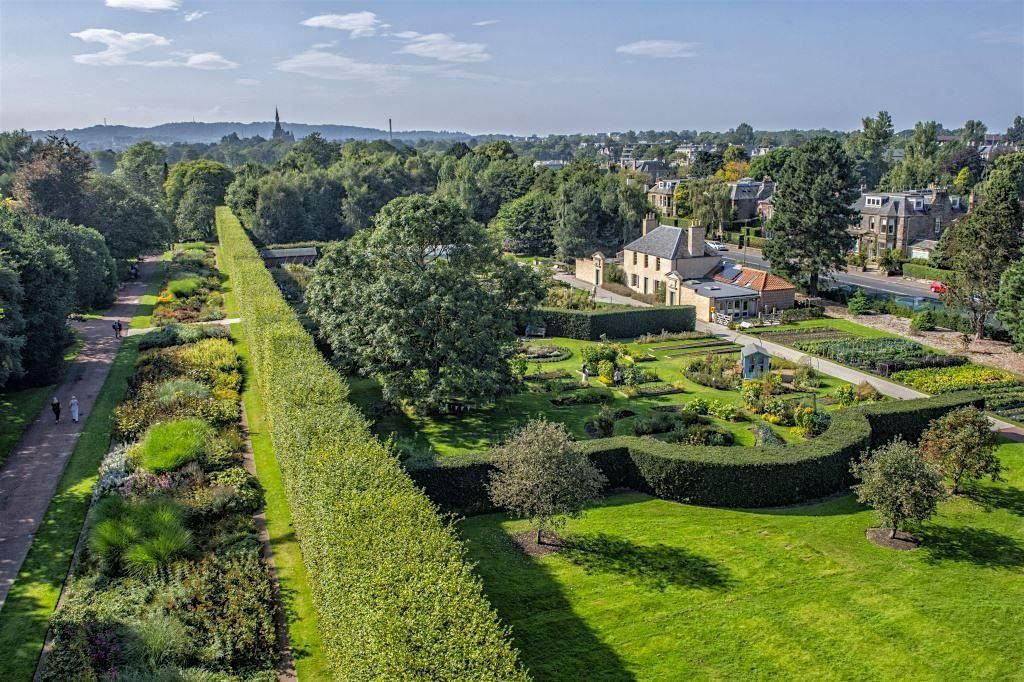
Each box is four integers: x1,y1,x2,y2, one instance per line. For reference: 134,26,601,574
28,121,478,151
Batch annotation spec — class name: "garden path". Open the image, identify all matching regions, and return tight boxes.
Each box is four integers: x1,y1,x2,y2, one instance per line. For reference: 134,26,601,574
0,258,158,610
553,273,652,307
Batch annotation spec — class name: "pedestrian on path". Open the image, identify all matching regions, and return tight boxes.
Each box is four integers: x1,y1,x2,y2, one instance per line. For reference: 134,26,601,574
51,397,60,423
70,395,80,423
112,319,123,339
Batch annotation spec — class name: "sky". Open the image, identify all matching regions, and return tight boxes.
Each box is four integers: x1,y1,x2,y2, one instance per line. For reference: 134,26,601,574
1,0,1022,135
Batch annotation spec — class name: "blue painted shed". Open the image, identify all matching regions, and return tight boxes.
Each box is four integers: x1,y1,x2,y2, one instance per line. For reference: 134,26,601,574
741,343,771,379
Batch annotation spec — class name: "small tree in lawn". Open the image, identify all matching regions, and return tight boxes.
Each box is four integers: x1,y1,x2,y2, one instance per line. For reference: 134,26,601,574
846,289,870,315
851,438,945,540
918,407,1000,494
487,419,606,545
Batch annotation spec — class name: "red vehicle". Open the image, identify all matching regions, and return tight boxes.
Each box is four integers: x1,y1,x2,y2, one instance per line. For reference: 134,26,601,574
930,281,947,294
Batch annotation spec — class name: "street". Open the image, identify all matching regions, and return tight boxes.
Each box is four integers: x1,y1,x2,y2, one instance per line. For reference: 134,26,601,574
722,246,941,300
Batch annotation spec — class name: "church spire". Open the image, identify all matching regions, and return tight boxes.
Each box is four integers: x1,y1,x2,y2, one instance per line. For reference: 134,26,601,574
275,107,280,125
271,107,294,141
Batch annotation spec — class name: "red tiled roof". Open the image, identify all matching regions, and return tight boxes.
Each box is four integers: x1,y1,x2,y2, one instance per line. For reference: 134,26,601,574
714,266,795,292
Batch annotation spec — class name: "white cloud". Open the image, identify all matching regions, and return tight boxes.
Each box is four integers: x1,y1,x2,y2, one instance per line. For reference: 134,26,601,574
70,28,170,65
184,11,209,22
615,40,698,59
105,0,180,10
275,49,406,87
180,52,237,69
235,78,261,86
971,28,1024,45
393,31,490,63
70,28,236,69
472,19,501,27
301,11,386,38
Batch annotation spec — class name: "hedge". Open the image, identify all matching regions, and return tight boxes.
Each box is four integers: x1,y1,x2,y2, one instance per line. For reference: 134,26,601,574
902,262,952,282
407,391,983,514
536,306,696,340
724,231,768,249
216,207,525,680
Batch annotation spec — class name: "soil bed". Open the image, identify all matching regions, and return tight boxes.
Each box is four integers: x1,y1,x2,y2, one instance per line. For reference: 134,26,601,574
866,527,920,550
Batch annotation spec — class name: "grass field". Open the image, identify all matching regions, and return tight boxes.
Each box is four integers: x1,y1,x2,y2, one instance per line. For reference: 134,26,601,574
744,317,901,340
223,258,326,679
349,335,853,462
0,338,139,680
461,441,1024,681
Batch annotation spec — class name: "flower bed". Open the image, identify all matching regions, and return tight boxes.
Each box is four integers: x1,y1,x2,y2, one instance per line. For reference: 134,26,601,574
792,337,927,368
891,364,1020,394
152,244,226,326
521,343,572,362
43,329,278,680
758,327,853,345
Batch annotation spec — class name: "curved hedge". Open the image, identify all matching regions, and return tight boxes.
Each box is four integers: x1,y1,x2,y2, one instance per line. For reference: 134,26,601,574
536,306,696,340
216,207,525,680
407,391,983,513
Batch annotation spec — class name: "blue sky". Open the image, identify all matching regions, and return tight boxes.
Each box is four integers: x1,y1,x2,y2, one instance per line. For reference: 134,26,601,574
1,0,1022,135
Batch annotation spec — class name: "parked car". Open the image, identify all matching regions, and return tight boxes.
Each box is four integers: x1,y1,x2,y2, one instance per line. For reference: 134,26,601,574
930,281,947,294
706,241,727,251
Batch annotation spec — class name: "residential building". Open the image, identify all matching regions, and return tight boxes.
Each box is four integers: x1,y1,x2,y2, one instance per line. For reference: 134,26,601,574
630,159,673,181
713,263,795,312
728,177,775,223
850,186,964,260
646,179,684,217
671,278,760,321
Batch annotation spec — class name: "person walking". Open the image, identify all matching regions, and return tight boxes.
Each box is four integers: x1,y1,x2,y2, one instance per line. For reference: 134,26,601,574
112,319,123,339
50,397,60,423
69,395,80,423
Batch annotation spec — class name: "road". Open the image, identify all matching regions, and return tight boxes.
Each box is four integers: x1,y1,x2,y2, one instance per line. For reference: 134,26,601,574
723,246,940,300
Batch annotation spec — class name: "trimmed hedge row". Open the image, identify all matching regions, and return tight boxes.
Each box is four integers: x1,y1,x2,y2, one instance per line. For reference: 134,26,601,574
407,391,983,514
902,262,952,282
216,207,525,680
537,306,696,340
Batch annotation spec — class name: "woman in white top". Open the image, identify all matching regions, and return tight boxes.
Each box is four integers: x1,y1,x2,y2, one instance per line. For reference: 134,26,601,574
69,395,80,423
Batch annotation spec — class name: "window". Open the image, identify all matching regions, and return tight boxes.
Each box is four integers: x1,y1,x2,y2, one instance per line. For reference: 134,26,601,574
643,277,648,294
934,217,941,234
644,254,649,268
869,217,875,231
655,257,661,271
631,274,638,287
865,196,882,208
632,251,637,265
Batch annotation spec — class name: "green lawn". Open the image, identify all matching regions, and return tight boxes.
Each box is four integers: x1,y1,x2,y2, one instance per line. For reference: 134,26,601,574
744,316,900,340
350,336,853,462
229,321,326,680
0,330,85,467
461,442,1024,681
0,338,140,680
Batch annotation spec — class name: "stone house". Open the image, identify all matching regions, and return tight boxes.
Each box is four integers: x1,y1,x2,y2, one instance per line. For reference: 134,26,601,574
850,186,964,259
646,179,683,217
671,277,761,322
713,264,795,312
728,178,775,223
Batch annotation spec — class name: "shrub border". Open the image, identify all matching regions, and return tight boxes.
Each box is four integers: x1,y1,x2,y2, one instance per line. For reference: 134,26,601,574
536,306,696,340
407,391,984,514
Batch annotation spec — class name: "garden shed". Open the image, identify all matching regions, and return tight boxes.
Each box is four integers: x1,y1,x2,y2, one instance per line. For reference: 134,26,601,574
741,343,771,379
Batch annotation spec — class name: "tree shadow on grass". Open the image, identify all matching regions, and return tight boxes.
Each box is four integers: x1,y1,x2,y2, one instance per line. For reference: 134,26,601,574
560,533,733,592
918,526,1024,569
964,485,1024,517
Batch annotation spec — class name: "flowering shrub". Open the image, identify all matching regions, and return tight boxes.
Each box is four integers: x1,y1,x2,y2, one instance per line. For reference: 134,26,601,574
761,397,792,425
792,404,831,438
622,365,657,386
709,400,742,421
685,397,711,415
891,364,1020,394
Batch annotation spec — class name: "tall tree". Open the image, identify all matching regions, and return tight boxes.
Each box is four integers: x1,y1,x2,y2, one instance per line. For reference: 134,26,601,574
960,119,987,146
730,122,755,147
918,407,1000,494
0,256,26,388
1006,115,1024,145
41,221,118,311
997,257,1024,349
487,418,606,545
747,146,793,182
846,111,894,190
491,189,556,255
11,136,92,224
0,129,41,196
164,160,233,240
764,136,858,296
306,194,544,410
689,176,732,238
115,141,167,199
691,150,724,178
944,170,1023,337
84,175,170,259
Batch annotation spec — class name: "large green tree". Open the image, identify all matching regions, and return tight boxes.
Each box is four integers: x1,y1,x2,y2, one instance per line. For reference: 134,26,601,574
11,136,93,224
491,189,556,255
41,221,117,310
852,438,945,541
747,146,793,182
0,256,26,388
918,407,999,494
115,140,167,199
997,257,1024,349
164,160,233,240
306,194,544,410
84,175,170,259
845,110,894,190
764,136,858,296
960,119,987,146
0,129,41,197
944,170,1023,337
689,176,732,238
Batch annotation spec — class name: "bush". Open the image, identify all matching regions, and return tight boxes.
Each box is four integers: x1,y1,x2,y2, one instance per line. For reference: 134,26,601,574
846,289,871,315
535,306,696,340
131,418,210,473
217,207,524,679
409,391,984,512
622,365,657,385
781,305,824,323
89,496,193,577
902,262,952,282
910,309,937,334
137,323,229,350
584,405,615,438
167,277,202,298
633,412,679,435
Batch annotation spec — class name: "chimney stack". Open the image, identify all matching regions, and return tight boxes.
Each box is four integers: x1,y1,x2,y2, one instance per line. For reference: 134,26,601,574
642,213,658,236
688,218,706,257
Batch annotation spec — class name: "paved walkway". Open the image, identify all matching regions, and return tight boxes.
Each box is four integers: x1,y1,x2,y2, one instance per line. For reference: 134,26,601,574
124,317,241,337
0,258,158,610
553,273,651,307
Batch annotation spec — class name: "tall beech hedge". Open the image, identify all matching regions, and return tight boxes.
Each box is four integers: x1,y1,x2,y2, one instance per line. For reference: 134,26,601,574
535,306,696,340
216,207,525,680
901,262,952,282
407,391,984,513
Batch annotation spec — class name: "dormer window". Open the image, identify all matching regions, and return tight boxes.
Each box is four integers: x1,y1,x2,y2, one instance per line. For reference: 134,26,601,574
914,199,923,210
865,196,883,208
951,196,961,209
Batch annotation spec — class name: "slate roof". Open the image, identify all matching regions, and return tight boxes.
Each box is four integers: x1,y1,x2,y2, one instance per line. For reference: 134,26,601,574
741,342,769,358
624,225,688,259
729,179,775,202
852,190,964,218
680,279,759,300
